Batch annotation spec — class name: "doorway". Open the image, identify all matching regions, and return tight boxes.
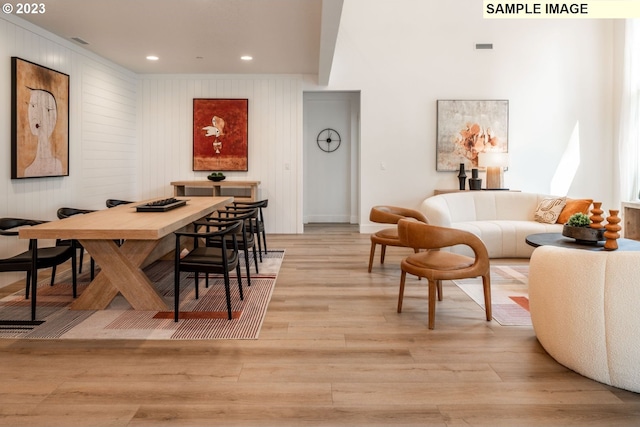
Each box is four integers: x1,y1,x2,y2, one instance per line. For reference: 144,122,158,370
303,91,360,224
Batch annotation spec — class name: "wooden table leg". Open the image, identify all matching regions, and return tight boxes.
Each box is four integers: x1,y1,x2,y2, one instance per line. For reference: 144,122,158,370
70,239,168,311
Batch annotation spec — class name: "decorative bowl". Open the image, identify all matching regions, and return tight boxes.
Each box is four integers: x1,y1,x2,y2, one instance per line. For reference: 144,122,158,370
562,225,605,244
207,175,226,182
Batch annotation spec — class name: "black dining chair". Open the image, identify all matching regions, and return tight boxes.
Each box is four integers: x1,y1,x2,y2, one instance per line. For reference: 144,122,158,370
173,219,244,322
50,207,96,284
0,218,78,321
231,199,269,257
106,199,133,208
200,207,259,287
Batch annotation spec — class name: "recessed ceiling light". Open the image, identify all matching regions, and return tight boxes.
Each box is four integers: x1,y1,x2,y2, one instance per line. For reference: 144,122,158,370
240,55,253,61
146,55,159,61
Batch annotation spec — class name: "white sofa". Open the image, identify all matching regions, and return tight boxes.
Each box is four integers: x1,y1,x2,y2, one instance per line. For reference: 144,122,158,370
529,246,640,393
419,191,564,258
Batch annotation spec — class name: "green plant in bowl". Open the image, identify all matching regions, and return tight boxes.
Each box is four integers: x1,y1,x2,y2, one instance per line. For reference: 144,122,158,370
207,172,226,181
566,212,591,227
563,212,604,243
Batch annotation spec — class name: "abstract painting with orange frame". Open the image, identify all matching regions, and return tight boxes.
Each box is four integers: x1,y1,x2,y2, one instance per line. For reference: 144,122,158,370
193,98,248,171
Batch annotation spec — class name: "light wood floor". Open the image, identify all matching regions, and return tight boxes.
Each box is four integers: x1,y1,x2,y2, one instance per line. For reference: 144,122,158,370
1,224,639,426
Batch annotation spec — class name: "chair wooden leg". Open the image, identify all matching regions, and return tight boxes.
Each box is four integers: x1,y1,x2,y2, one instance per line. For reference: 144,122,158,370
25,273,30,299
222,270,232,320
71,252,77,298
252,245,259,274
30,241,38,321
236,263,244,300
428,279,437,329
397,270,407,313
243,249,252,287
195,273,200,299
482,274,492,321
50,265,56,286
174,239,181,322
380,245,387,264
31,267,38,321
78,248,84,274
174,277,180,321
261,226,267,254
368,242,376,273
437,280,443,301
256,229,263,263
256,232,263,261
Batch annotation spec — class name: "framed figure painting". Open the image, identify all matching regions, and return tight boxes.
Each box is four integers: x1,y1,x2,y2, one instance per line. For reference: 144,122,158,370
436,100,509,171
11,57,70,179
193,98,248,171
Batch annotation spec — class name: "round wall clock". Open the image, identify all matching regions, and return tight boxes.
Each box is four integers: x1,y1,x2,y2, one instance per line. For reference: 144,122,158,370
316,128,341,153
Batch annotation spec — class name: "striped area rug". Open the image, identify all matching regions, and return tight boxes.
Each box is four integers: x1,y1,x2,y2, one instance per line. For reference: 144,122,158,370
453,264,531,326
0,250,284,340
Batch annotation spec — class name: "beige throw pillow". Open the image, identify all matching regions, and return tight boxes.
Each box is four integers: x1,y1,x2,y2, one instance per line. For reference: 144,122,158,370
534,197,567,224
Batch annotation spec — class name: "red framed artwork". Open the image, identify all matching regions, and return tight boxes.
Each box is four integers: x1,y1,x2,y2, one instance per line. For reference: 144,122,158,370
193,98,248,171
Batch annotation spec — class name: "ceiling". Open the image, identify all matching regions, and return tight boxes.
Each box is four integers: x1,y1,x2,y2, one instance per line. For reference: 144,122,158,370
17,0,342,78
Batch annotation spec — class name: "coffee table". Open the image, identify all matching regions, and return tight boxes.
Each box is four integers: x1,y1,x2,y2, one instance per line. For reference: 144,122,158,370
526,232,640,251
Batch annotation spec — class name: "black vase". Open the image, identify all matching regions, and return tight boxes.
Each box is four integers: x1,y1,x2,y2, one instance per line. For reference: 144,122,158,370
469,168,482,190
457,163,467,190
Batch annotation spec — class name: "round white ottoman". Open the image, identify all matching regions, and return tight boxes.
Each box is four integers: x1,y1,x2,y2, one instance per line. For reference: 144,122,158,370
529,245,640,393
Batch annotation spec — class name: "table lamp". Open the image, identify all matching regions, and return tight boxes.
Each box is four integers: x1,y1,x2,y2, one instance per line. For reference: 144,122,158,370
478,152,509,190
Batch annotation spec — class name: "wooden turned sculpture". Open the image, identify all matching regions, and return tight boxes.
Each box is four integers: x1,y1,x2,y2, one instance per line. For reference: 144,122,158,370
590,202,604,229
604,209,621,251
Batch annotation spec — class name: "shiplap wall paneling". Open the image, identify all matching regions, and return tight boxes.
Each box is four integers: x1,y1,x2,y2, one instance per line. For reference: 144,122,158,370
80,61,138,208
0,15,138,287
137,75,303,233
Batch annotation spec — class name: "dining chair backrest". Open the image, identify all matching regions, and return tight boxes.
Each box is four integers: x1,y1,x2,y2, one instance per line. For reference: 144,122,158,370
231,199,269,254
216,207,260,260
57,207,95,219
173,218,244,321
55,207,97,281
0,218,43,235
106,199,133,208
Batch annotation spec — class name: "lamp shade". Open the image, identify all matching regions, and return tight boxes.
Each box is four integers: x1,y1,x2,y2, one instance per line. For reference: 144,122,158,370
478,152,509,168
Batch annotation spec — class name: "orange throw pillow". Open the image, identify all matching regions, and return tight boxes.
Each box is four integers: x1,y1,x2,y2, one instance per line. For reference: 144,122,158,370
557,198,593,224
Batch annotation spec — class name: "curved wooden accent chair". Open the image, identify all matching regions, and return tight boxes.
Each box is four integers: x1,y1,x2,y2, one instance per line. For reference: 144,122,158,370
368,206,428,273
396,219,491,329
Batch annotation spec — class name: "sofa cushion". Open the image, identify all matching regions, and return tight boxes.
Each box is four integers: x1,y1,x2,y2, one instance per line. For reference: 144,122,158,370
534,197,566,224
452,220,563,258
421,191,553,225
557,198,593,224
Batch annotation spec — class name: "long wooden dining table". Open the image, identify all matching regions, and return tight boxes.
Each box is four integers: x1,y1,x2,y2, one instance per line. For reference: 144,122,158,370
19,196,232,311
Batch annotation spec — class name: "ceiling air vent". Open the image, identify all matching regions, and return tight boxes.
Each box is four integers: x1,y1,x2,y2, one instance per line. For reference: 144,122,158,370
71,37,89,45
475,43,493,50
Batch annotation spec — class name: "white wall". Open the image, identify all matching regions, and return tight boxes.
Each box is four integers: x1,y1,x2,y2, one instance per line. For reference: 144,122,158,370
0,15,137,286
310,0,616,232
136,75,302,234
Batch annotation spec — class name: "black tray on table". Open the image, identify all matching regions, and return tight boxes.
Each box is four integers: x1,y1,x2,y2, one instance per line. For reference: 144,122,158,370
136,198,187,212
